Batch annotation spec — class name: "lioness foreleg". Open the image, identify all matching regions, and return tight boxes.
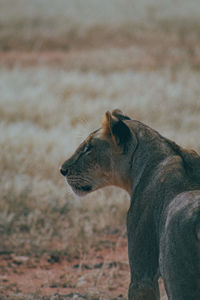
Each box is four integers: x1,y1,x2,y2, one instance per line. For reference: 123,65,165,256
127,212,160,300
128,280,160,300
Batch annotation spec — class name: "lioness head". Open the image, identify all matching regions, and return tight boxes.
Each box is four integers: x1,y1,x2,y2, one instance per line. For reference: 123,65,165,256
60,110,137,196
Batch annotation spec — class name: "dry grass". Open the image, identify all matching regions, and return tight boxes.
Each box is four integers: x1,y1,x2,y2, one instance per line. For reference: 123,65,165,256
0,0,200,299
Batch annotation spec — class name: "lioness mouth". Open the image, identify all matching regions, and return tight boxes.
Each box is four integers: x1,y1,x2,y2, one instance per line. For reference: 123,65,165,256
65,177,93,194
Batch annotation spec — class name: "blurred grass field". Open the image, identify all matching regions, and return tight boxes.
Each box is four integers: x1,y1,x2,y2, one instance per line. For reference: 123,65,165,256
0,0,200,299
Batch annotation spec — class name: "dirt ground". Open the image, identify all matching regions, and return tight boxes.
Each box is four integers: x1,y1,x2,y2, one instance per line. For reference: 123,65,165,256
0,234,167,299
0,236,129,299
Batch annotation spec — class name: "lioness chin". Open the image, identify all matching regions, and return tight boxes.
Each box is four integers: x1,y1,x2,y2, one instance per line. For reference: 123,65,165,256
60,109,200,300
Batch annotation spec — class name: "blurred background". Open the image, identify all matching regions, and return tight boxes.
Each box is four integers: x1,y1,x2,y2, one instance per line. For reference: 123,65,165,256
0,0,200,299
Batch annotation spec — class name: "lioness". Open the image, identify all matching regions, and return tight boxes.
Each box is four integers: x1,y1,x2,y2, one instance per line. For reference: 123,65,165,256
60,110,200,300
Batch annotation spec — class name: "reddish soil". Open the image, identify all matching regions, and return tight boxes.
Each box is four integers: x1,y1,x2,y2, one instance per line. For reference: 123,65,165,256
0,239,167,299
1,45,200,72
0,239,130,299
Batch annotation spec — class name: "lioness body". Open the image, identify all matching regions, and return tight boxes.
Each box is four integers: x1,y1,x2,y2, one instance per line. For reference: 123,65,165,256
60,110,200,300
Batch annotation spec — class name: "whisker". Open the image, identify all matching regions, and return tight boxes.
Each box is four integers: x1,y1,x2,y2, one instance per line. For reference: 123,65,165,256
67,176,92,185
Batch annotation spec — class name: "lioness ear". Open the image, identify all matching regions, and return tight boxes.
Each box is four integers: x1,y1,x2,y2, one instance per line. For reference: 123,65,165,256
102,111,132,152
112,109,131,121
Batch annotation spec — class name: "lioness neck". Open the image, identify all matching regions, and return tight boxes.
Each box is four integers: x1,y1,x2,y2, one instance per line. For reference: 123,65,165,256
115,120,176,197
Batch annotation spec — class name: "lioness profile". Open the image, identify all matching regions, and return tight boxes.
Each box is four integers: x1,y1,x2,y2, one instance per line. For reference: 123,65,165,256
60,110,200,300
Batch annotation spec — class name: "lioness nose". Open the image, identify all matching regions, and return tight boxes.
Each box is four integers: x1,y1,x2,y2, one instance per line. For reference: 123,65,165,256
60,166,68,176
